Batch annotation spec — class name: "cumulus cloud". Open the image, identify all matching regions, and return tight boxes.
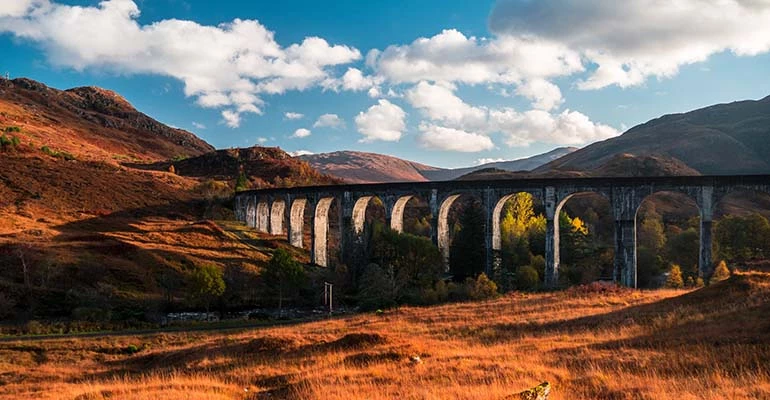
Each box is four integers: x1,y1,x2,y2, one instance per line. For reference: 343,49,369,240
313,113,345,129
291,128,311,138
191,121,206,129
489,108,618,147
406,81,616,151
476,158,507,165
288,150,314,157
405,81,487,132
0,0,360,126
489,0,770,89
354,99,406,142
256,137,268,144
368,29,582,85
417,124,494,152
284,112,304,120
515,78,563,111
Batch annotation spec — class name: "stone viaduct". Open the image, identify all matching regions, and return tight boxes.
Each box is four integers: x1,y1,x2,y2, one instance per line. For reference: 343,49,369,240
234,175,770,288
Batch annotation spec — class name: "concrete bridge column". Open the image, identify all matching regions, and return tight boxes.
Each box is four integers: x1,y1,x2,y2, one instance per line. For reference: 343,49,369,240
390,195,413,233
544,187,560,288
429,190,439,247
483,189,495,277
340,192,355,267
246,195,257,229
289,198,307,248
699,186,715,280
614,219,637,288
270,199,285,235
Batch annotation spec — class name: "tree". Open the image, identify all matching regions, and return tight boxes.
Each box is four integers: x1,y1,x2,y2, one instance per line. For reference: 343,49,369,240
666,264,684,289
449,200,486,280
263,249,306,314
666,228,699,279
710,260,731,285
188,264,225,315
716,214,770,262
235,172,250,192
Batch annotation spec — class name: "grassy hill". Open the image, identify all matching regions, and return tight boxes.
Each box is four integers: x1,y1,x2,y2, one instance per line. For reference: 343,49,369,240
537,95,770,175
1,271,768,399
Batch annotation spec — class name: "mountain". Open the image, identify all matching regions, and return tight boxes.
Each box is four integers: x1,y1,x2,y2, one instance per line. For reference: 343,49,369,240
537,95,770,175
0,77,213,162
299,147,577,183
138,146,342,187
299,151,441,183
421,147,577,181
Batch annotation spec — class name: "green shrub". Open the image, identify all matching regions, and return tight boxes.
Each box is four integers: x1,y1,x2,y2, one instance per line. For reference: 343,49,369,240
516,265,540,291
710,260,730,285
468,273,499,300
4,126,21,133
124,344,140,355
666,264,684,288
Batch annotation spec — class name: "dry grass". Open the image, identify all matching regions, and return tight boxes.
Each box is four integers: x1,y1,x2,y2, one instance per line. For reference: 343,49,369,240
3,272,770,399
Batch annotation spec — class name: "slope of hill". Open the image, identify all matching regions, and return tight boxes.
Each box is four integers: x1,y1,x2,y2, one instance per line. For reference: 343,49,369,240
142,146,343,187
538,95,770,175
299,147,577,183
299,151,440,183
3,272,769,399
0,77,213,162
422,147,577,181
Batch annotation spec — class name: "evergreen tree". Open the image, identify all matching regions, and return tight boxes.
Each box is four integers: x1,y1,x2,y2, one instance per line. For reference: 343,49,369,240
709,260,731,285
450,200,485,280
264,249,306,314
666,264,684,289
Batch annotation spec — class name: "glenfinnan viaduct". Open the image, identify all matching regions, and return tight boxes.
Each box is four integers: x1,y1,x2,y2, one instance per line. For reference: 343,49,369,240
234,175,770,288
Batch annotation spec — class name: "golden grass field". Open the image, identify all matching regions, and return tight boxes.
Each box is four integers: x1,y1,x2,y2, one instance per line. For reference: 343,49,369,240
2,271,770,400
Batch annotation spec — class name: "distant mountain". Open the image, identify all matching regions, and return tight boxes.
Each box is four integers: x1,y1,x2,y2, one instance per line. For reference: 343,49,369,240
299,151,441,183
299,147,577,183
537,95,770,175
421,147,577,181
0,77,213,162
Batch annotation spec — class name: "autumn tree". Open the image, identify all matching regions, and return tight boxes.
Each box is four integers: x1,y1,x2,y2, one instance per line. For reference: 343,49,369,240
263,249,306,314
188,264,225,315
665,264,684,289
710,260,731,285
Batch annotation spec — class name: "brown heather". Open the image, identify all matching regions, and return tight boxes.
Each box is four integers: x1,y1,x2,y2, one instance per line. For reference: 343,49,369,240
2,271,770,399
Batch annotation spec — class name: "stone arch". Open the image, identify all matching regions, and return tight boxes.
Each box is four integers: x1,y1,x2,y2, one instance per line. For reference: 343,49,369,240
438,194,462,265
246,196,257,229
636,190,701,287
314,197,335,267
352,196,375,235
270,199,286,235
390,195,413,233
256,201,270,233
289,198,307,248
491,191,542,251
552,190,615,283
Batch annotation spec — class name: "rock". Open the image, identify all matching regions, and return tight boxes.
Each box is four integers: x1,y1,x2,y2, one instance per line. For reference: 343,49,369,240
508,382,551,400
409,355,422,365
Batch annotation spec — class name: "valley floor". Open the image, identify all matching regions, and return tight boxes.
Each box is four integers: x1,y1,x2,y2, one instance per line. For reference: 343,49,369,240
2,272,770,400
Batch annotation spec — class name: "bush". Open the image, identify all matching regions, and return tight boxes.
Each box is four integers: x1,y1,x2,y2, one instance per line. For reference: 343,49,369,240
516,265,540,291
710,260,730,285
4,126,21,133
468,273,498,300
71,307,112,322
666,264,684,288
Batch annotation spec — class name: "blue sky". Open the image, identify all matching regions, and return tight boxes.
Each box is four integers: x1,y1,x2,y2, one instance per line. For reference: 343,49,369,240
1,0,770,168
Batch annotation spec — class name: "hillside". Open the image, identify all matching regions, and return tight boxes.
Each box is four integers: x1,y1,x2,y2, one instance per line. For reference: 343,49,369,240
140,146,342,188
299,150,440,183
538,95,770,175
300,148,576,183
0,78,213,162
423,147,577,181
3,272,769,399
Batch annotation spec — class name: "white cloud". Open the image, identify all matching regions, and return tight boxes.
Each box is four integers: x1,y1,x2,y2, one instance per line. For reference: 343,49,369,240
341,67,376,91
0,0,361,127
313,113,345,129
288,150,314,157
256,137,268,144
406,80,617,150
191,121,206,129
489,0,770,89
291,128,311,138
369,29,582,86
354,99,406,142
284,112,304,120
476,158,507,165
417,124,494,152
515,78,563,111
221,110,240,128
406,81,487,132
489,108,619,147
